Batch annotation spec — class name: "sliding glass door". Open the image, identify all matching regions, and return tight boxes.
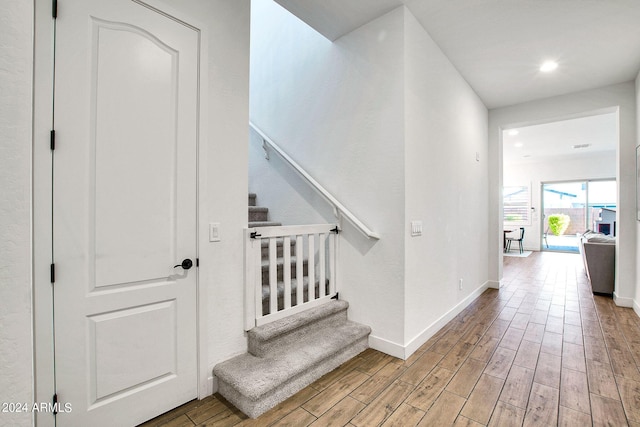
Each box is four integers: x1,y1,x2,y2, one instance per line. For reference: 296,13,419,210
541,179,616,252
542,182,586,252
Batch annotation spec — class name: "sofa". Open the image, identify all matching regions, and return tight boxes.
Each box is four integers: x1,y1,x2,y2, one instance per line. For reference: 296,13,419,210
579,232,615,295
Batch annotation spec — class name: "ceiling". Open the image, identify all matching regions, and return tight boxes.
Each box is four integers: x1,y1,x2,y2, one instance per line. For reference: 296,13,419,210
274,0,640,109
502,112,617,164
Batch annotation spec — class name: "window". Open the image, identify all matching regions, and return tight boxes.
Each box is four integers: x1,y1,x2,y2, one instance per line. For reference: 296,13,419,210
504,184,531,225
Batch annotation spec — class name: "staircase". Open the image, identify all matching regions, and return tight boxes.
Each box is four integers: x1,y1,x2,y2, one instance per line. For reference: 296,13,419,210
211,194,371,418
248,192,281,228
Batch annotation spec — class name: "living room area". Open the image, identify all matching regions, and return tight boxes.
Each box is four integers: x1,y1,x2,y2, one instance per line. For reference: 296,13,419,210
502,112,618,254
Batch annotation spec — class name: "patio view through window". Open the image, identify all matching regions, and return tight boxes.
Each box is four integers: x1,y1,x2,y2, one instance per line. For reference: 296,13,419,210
542,180,616,252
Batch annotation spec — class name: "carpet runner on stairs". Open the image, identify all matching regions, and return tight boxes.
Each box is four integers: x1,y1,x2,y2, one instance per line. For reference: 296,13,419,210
248,192,280,228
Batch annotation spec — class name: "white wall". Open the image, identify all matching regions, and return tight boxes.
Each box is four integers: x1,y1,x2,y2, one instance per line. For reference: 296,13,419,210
403,10,489,353
0,2,34,426
250,2,493,357
489,83,637,306
504,152,616,250
248,128,335,225
250,0,407,349
636,72,640,315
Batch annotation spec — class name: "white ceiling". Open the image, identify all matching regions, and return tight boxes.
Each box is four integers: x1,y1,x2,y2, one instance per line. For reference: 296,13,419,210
502,112,617,164
274,0,640,109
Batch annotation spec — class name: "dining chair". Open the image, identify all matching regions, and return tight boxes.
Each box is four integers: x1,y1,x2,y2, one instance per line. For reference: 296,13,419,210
506,227,525,254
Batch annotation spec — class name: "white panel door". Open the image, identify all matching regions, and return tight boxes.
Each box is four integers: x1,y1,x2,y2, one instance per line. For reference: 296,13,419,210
53,1,198,425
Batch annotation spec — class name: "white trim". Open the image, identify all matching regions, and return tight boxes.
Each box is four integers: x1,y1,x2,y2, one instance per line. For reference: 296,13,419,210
250,122,380,240
633,299,640,318
33,1,55,425
207,375,216,395
403,281,491,360
253,223,338,238
368,335,405,359
369,281,491,361
488,280,502,289
613,292,634,308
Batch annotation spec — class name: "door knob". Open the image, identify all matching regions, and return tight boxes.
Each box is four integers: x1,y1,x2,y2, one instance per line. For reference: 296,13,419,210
174,259,193,270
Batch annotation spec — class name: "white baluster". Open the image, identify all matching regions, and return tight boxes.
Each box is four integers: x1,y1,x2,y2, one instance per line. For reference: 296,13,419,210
329,232,336,295
296,235,304,306
283,236,291,310
308,234,315,301
269,237,277,314
319,233,326,298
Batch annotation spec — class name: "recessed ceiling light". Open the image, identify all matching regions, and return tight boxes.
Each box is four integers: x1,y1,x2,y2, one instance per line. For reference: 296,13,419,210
540,61,558,72
514,142,524,148
508,130,519,136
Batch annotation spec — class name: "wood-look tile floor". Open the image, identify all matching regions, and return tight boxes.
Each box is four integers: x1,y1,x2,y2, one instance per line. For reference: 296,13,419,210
141,251,640,427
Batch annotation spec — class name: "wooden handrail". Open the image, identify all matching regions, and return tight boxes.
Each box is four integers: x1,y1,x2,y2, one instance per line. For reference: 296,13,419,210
250,121,380,240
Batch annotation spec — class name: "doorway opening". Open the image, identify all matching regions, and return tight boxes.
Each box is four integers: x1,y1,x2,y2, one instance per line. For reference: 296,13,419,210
502,111,618,256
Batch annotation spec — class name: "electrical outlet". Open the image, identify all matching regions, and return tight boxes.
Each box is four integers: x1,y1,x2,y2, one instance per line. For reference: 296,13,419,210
459,278,463,290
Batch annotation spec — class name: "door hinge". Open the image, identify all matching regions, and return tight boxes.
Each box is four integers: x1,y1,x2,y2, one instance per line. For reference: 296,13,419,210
50,264,55,284
52,0,57,19
52,393,58,415
50,130,55,150
196,258,199,267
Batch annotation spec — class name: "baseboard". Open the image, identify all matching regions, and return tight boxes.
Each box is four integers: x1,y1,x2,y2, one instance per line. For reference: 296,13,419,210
208,374,217,396
368,335,405,359
613,292,634,308
401,281,490,360
487,280,501,289
634,299,640,318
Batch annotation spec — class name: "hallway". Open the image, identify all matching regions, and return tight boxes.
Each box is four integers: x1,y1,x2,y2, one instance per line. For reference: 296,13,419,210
143,251,640,426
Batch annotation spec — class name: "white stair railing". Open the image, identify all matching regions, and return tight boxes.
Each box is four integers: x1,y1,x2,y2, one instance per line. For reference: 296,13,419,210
244,224,338,329
250,122,380,240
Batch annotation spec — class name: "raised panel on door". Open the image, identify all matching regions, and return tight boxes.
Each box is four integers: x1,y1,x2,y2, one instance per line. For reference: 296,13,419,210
53,1,199,425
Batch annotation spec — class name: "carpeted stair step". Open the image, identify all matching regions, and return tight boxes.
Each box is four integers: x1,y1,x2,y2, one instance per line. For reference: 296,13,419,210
250,299,350,357
213,300,371,419
249,206,269,222
249,193,257,207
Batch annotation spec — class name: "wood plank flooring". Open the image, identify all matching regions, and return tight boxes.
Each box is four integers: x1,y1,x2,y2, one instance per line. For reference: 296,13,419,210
140,251,640,426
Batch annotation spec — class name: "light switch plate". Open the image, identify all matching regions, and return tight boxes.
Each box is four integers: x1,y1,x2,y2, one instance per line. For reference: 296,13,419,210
411,221,423,237
209,223,221,242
